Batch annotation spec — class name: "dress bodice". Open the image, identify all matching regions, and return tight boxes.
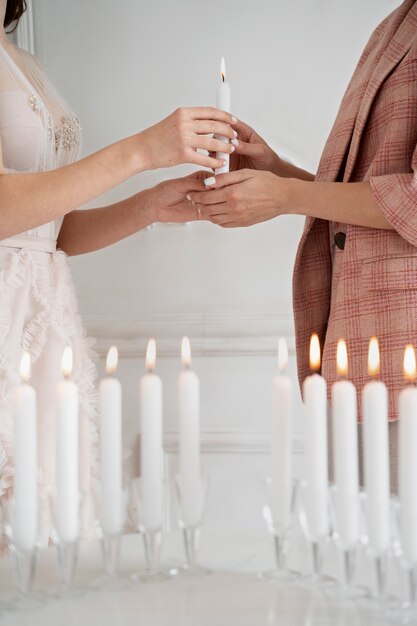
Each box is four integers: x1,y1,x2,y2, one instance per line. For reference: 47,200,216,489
0,43,82,240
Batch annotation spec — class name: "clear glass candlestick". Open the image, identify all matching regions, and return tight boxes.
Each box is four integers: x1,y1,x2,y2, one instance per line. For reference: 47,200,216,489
297,480,335,589
384,498,417,622
171,474,209,576
326,485,367,600
47,491,85,599
129,477,171,583
1,498,43,611
89,486,129,591
258,477,299,582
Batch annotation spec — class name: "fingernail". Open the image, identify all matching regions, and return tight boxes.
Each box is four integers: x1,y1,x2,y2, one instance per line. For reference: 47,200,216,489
231,138,238,147
231,116,238,123
186,194,191,201
233,129,238,138
204,176,216,187
230,145,235,153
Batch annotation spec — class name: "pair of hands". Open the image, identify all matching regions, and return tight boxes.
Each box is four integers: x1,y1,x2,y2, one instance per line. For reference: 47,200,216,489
138,108,286,227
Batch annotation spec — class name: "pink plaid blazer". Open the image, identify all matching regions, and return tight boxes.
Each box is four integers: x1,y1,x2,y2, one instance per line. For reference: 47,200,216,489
293,0,417,421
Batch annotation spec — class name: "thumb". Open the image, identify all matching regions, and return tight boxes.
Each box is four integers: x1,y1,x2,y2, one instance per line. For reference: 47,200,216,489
232,139,264,159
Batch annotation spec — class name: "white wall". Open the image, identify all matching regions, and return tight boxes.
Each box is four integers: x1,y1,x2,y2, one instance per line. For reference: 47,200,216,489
29,0,399,530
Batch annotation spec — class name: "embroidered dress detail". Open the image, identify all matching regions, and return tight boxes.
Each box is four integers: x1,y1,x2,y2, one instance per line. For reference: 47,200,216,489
54,116,81,151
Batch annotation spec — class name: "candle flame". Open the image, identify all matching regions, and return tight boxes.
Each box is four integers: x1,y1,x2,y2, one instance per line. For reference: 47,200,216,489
181,336,192,368
368,337,380,377
336,339,348,377
220,56,226,82
106,345,118,375
277,337,288,373
19,351,31,383
309,334,321,372
404,344,416,382
61,345,73,379
146,338,156,373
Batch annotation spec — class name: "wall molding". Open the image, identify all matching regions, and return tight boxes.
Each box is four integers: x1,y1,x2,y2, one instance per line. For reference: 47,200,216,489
163,431,304,455
16,0,35,53
81,312,296,358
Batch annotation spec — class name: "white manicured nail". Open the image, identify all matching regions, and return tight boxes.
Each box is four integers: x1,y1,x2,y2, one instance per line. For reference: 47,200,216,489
231,138,238,147
230,145,235,153
233,129,238,138
231,116,238,123
186,194,191,201
204,176,216,187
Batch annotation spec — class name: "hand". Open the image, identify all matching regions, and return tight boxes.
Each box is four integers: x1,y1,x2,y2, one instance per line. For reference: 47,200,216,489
189,169,288,228
139,107,237,171
145,171,211,224
208,119,282,174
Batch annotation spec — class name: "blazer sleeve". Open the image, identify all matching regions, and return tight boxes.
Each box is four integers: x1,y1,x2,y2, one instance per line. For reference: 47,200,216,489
369,143,417,247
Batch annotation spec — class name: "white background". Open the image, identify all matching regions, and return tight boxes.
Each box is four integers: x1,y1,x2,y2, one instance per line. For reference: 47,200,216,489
27,0,400,529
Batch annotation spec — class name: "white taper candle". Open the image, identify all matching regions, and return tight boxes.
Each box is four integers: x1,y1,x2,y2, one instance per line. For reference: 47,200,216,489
99,346,123,535
13,351,38,551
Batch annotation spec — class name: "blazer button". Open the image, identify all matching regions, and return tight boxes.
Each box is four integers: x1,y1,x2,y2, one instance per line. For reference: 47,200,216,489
335,232,346,250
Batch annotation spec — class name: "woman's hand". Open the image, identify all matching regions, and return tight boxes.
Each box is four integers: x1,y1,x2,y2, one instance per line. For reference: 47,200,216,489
139,107,237,171
229,120,283,174
207,119,282,175
144,171,211,224
189,169,289,228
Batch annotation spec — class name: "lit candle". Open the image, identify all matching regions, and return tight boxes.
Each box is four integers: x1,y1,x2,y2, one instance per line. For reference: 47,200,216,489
178,337,202,527
99,346,123,535
13,351,38,552
56,346,79,543
399,344,417,564
332,339,359,548
362,337,390,555
215,56,231,175
302,334,329,538
270,337,292,529
139,339,163,531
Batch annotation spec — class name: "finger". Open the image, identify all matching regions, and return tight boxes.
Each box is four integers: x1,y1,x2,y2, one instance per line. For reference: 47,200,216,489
202,169,253,189
189,151,227,170
196,203,227,218
229,118,256,140
189,190,227,205
209,213,232,226
185,170,213,182
191,135,235,155
231,139,263,158
194,120,237,141
191,107,237,125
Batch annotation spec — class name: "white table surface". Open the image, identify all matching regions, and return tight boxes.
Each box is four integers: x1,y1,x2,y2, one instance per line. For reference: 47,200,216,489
0,530,402,625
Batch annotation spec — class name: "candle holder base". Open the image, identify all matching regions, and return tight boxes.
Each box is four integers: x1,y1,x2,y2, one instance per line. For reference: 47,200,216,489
173,475,210,576
89,533,130,591
46,540,85,600
130,528,172,584
296,539,335,591
6,545,45,612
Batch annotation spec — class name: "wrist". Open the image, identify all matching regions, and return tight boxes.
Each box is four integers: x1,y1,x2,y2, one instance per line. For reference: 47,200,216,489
284,177,308,216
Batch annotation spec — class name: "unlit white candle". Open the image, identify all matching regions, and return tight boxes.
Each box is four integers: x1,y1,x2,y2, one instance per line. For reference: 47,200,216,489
215,57,231,175
362,337,390,555
332,339,359,548
13,351,38,552
303,334,329,538
399,344,417,564
270,337,292,529
99,346,123,535
178,337,202,527
140,339,163,531
56,346,79,543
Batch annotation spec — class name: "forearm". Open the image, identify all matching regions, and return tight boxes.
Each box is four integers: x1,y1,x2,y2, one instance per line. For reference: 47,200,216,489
287,178,393,229
273,157,315,182
57,188,154,256
0,134,146,240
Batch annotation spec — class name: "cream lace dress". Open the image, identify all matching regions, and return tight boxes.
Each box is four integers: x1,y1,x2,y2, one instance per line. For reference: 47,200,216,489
0,43,98,548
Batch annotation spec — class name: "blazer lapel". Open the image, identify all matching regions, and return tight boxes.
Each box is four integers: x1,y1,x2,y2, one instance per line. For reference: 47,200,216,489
344,1,417,181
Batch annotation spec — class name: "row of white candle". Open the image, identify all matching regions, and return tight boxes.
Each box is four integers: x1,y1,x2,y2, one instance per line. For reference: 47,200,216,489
273,333,417,563
12,337,201,551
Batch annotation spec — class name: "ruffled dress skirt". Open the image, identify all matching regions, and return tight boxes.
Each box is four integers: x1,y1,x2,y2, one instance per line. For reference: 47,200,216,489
0,239,98,550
